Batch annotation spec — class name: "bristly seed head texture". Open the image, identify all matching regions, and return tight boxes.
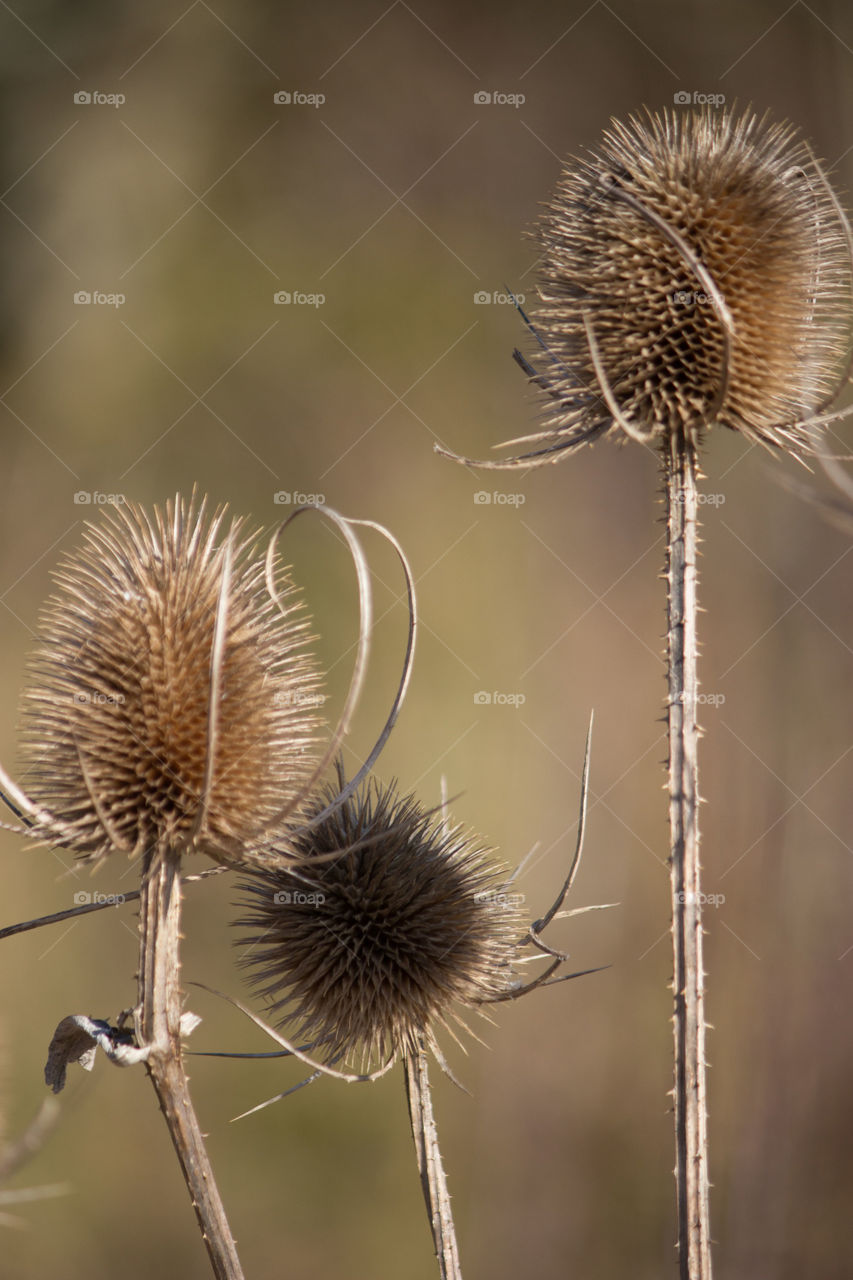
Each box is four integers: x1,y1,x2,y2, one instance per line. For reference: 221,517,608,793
235,767,521,1069
510,107,853,463
19,494,323,867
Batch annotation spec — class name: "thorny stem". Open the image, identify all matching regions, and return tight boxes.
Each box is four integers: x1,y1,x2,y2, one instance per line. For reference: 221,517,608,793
137,850,245,1280
666,432,712,1280
404,1041,462,1280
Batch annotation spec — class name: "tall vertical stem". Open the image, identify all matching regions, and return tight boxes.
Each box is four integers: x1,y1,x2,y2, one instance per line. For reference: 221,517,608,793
404,1042,463,1280
137,850,245,1280
665,432,712,1279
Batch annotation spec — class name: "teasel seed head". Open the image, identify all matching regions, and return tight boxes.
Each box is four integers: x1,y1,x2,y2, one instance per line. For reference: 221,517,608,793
18,494,323,867
537,107,853,451
234,765,522,1070
440,107,853,470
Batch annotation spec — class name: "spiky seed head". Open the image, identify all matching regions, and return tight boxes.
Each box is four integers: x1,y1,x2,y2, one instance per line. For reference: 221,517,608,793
526,107,852,456
19,494,323,867
234,769,521,1069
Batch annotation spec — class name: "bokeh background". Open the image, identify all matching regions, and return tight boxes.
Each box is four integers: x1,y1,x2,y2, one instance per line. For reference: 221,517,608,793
1,2,852,1277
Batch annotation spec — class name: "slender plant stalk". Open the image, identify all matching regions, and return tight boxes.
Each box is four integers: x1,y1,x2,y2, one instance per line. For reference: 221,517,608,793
0,1098,60,1182
137,849,245,1280
404,1041,462,1280
665,432,711,1280
437,104,851,1280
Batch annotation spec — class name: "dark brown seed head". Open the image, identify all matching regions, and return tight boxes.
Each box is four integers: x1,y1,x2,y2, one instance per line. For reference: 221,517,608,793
20,494,323,866
522,107,852,457
234,769,521,1068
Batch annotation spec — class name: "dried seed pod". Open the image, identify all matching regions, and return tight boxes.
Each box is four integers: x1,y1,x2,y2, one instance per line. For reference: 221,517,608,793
234,766,522,1069
441,107,853,469
18,494,323,866
546,109,850,445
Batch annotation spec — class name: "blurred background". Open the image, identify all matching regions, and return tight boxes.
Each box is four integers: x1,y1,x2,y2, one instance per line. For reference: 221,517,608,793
0,1,852,1276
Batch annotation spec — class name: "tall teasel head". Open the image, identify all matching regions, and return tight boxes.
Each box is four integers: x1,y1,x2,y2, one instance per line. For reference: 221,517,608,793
234,764,524,1071
441,107,853,467
15,494,323,867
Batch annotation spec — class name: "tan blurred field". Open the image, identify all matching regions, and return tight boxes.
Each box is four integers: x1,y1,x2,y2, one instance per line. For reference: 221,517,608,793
1,3,852,1277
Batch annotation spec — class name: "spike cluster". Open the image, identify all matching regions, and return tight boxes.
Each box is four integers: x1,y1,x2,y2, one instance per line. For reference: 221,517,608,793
497,108,852,465
235,768,522,1069
19,495,323,867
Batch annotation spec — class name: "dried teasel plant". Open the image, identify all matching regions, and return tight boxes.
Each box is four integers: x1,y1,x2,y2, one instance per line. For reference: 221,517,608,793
233,763,523,1075
13,495,323,868
218,722,601,1280
439,107,853,1280
440,108,853,469
0,492,417,1280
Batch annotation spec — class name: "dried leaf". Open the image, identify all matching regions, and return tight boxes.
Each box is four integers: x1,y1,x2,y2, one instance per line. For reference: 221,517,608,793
44,1015,149,1093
